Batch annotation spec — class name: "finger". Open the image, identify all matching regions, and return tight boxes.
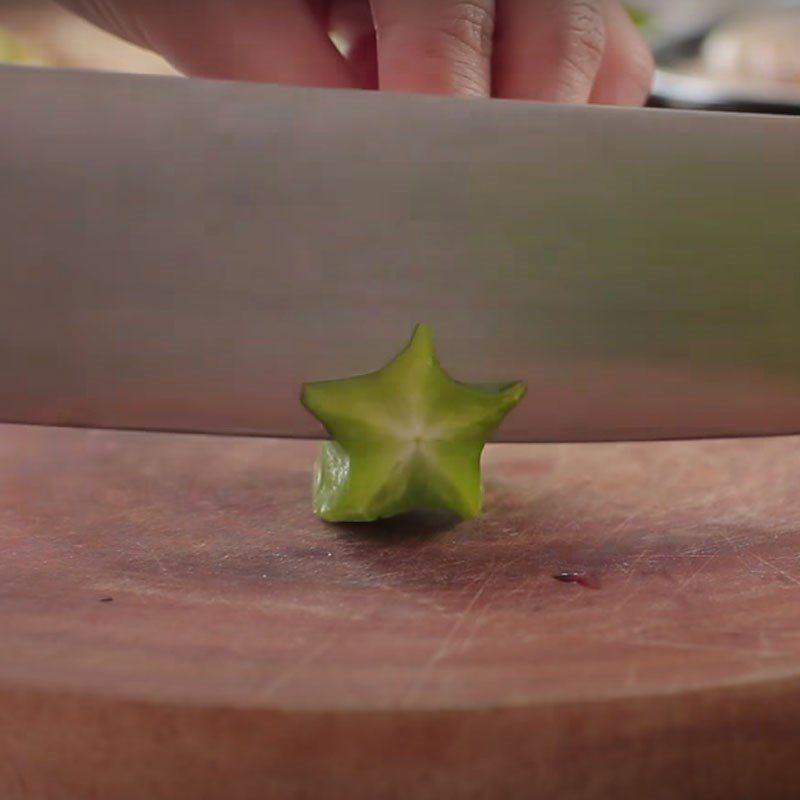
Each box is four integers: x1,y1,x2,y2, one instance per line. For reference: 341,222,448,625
146,0,355,87
590,2,654,105
369,0,495,96
328,0,378,89
57,0,356,88
328,0,372,44
493,0,606,102
346,33,378,90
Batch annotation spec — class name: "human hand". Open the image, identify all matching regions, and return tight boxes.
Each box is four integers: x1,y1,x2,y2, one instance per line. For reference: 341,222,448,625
56,0,653,104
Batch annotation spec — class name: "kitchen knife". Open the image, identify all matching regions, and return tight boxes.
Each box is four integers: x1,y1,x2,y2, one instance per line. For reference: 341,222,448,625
1,64,800,443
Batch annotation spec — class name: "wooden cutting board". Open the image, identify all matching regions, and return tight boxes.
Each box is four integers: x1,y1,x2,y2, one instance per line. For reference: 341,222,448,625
0,425,799,799
2,5,798,797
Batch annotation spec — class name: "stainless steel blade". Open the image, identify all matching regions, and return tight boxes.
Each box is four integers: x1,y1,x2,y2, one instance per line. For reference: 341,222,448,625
1,65,800,443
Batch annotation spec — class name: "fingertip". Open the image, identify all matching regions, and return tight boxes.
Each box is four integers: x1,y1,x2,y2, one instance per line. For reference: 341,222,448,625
590,3,654,106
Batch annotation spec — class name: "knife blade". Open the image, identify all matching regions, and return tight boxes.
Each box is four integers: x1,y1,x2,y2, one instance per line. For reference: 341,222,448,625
1,65,800,443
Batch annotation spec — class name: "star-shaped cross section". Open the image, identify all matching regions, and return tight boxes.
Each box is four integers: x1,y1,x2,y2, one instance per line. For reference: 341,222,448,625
301,324,526,523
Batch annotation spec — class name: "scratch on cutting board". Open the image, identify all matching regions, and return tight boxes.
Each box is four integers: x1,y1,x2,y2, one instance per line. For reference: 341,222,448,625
609,549,652,615
651,547,720,612
253,639,336,702
719,530,757,577
458,591,497,654
135,539,169,577
400,572,493,707
719,528,800,589
753,553,800,587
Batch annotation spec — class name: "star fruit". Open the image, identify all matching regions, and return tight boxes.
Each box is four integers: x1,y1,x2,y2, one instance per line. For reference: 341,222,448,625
301,324,526,522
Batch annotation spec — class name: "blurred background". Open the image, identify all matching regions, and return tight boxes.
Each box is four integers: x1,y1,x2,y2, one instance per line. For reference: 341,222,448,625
0,1,799,112
0,0,173,74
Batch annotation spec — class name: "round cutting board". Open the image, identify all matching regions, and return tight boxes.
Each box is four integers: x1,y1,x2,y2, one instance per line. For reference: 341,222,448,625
0,425,799,799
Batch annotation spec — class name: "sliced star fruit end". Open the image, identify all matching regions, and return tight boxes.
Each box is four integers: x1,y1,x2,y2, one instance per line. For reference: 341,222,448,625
301,324,526,523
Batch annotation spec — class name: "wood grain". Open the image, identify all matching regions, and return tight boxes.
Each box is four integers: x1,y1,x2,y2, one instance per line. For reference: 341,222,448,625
0,425,799,798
